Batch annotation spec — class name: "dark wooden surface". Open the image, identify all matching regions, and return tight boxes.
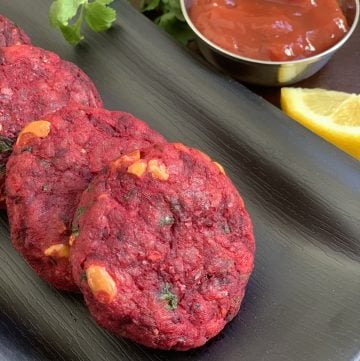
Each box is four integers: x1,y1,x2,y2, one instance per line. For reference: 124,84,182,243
0,1,360,361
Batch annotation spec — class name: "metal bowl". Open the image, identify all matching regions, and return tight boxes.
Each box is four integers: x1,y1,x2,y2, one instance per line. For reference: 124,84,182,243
180,0,360,86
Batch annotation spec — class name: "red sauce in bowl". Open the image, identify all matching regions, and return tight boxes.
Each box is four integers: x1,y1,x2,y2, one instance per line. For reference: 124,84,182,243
188,0,349,61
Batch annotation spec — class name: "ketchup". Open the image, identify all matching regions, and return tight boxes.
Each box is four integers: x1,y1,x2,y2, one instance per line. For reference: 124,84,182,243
189,0,349,61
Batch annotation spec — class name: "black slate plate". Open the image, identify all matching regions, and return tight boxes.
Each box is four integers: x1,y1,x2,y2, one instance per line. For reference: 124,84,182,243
0,1,360,361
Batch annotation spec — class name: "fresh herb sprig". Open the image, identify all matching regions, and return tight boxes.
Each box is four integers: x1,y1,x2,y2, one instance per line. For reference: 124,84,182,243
140,0,194,45
49,0,117,45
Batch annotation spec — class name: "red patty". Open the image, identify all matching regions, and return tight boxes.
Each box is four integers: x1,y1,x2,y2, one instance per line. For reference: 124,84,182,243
0,45,103,204
0,15,31,47
71,143,255,350
6,106,165,291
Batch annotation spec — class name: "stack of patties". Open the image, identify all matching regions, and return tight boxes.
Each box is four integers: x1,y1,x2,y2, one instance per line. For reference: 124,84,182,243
2,14,255,351
6,107,165,290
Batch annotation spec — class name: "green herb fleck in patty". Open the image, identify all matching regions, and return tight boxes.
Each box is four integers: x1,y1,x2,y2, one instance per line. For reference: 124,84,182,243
160,283,178,310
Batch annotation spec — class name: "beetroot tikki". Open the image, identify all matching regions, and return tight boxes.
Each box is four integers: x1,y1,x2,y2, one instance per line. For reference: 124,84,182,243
6,106,165,291
0,45,102,203
71,143,255,350
0,15,31,47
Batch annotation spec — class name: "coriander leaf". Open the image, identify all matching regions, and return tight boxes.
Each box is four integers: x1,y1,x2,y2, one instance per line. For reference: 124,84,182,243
85,2,117,32
142,0,161,12
49,0,117,45
0,136,14,154
168,0,184,21
168,21,194,45
156,12,194,45
72,229,80,238
96,0,114,4
60,22,84,45
156,11,175,26
160,284,178,310
141,0,195,45
49,0,86,27
75,206,85,220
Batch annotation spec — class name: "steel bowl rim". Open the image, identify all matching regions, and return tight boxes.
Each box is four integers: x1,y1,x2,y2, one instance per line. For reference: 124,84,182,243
180,0,360,66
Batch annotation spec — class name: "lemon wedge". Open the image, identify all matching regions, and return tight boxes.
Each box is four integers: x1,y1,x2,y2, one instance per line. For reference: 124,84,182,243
281,87,360,160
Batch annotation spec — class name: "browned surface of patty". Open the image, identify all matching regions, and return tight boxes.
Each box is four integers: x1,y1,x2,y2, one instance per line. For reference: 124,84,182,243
71,143,255,350
6,106,165,291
